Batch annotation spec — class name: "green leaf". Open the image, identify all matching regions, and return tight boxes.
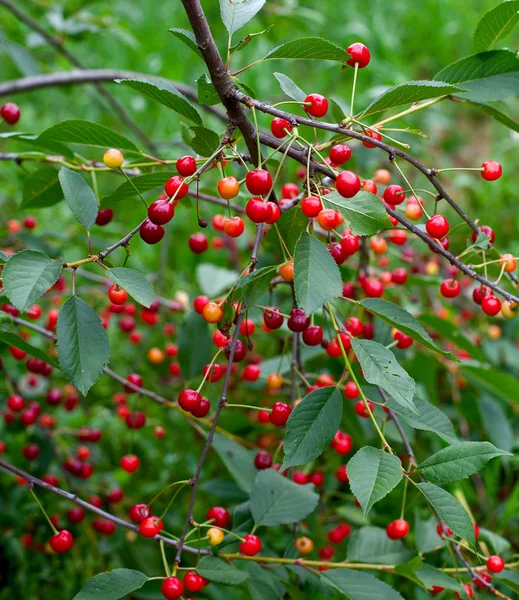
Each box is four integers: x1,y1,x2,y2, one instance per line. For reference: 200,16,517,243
212,433,257,493
347,527,414,565
21,168,63,209
178,312,212,380
230,26,273,54
117,77,202,125
197,74,220,105
189,126,220,156
473,0,519,51
274,72,307,102
197,556,249,585
494,571,519,594
250,469,319,526
359,298,454,359
361,80,464,117
264,37,346,62
322,569,404,600
3,250,62,312
478,396,513,452
479,527,511,555
0,251,8,263
196,264,239,296
294,232,342,315
418,314,485,361
220,0,266,35
58,167,99,230
347,447,402,516
72,569,148,600
416,483,475,546
167,28,203,59
56,296,110,395
385,396,459,445
418,441,511,483
467,99,519,133
233,265,277,306
274,207,308,252
414,513,444,554
321,191,389,236
415,564,468,597
462,363,519,405
106,268,154,308
39,119,138,151
434,49,519,102
351,338,417,414
102,172,175,206
1,37,41,76
281,386,343,470
0,329,59,368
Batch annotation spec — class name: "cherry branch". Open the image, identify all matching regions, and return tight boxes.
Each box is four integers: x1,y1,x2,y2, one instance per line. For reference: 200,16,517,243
0,458,206,555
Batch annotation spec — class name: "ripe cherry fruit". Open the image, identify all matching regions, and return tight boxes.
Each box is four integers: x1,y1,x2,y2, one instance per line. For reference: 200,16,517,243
120,454,140,473
0,102,21,125
301,196,322,218
246,197,271,223
245,169,272,195
287,308,310,332
269,402,292,426
202,301,223,323
386,519,410,540
140,219,165,244
218,176,240,199
95,208,113,226
271,117,292,138
363,129,382,148
178,389,202,412
329,144,351,165
108,285,128,305
223,216,245,238
188,232,208,254
49,530,74,553
183,571,209,593
336,171,361,198
383,185,406,205
346,43,370,68
317,208,340,231
176,155,197,176
481,160,502,181
161,577,184,600
486,555,505,573
139,516,163,538
206,506,230,528
440,279,461,298
481,294,501,316
165,176,189,199
240,534,262,556
426,215,450,239
148,199,174,225
304,93,328,118
129,503,151,524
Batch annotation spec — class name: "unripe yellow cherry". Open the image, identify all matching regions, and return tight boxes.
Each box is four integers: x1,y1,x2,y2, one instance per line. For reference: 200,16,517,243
207,527,225,546
267,373,284,389
501,300,518,319
202,301,223,324
425,261,440,276
487,325,501,340
103,148,124,169
295,536,314,554
279,262,294,282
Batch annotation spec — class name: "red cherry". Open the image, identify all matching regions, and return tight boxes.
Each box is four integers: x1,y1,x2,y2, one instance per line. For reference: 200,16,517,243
165,176,188,199
362,277,384,298
269,402,292,426
481,160,502,181
161,577,184,600
140,219,165,244
129,503,151,524
287,308,310,332
23,216,36,230
391,267,408,285
49,530,73,554
455,584,473,600
245,169,272,195
191,397,211,418
482,294,501,316
317,208,340,230
344,381,359,399
383,185,406,205
240,534,262,556
301,196,322,218
486,555,505,573
67,508,85,524
263,307,284,330
124,373,143,393
108,284,128,305
243,364,261,381
329,144,351,165
471,225,495,245
246,197,271,223
304,93,328,118
176,155,196,176
474,572,492,589
328,242,347,265
224,339,246,362
223,216,245,238
426,215,450,239
388,229,407,245
183,571,209,593
120,454,140,473
341,233,360,256
345,317,362,337
362,179,378,194
346,43,370,68
148,199,174,225
95,208,113,225
188,232,208,253
440,279,461,298
7,394,25,412
336,465,349,483
23,443,40,460
355,400,373,418
254,450,273,469
0,102,21,125
139,516,163,537
271,117,292,138
206,506,230,528
302,325,324,346
336,171,361,198
386,519,410,540
394,331,413,349
281,182,299,198
363,129,382,148
266,202,281,224
178,389,202,412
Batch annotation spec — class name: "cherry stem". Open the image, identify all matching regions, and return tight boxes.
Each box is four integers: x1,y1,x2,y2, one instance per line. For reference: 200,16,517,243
196,348,223,394
29,488,58,535
349,62,359,119
118,167,148,208
436,167,484,173
226,403,271,412
160,540,172,577
148,480,191,509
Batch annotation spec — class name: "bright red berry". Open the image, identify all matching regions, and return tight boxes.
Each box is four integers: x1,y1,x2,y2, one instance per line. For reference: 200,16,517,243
246,169,272,195
148,199,175,225
140,219,165,244
426,215,450,239
386,519,410,540
165,176,188,199
176,155,196,176
240,534,262,556
161,577,184,600
346,43,370,68
440,279,461,298
329,144,351,165
188,232,208,253
486,555,505,573
383,185,406,205
49,530,74,553
363,129,382,148
254,450,273,469
0,102,20,125
481,160,502,181
287,308,310,332
206,506,230,528
139,516,163,538
336,171,361,198
129,504,151,524
120,454,140,473
178,389,202,412
246,197,271,223
302,325,324,346
482,294,501,316
108,285,128,305
271,117,292,138
301,196,323,218
269,402,292,426
304,93,328,118
183,571,209,593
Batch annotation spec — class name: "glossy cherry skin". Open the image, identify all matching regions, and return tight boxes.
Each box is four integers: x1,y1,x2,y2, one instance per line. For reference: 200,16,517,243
386,519,410,540
183,571,209,593
148,199,174,225
471,224,495,245
440,279,461,298
254,450,273,469
191,397,211,418
178,389,202,412
49,530,74,553
269,402,292,426
302,325,324,346
164,176,188,199
263,307,283,329
486,555,505,573
129,503,151,524
336,171,361,198
108,285,128,305
224,339,246,362
206,506,230,528
176,155,196,176
271,117,292,138
346,43,370,68
363,129,382,148
481,160,502,181
240,534,262,556
246,197,271,223
161,577,184,600
426,215,450,239
304,93,328,118
383,185,406,205
301,196,322,218
317,208,340,230
95,208,113,225
223,216,245,237
0,102,20,125
188,232,208,253
245,169,272,195
139,516,163,537
120,454,140,473
329,144,351,165
481,294,501,316
140,219,165,244
287,308,310,332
